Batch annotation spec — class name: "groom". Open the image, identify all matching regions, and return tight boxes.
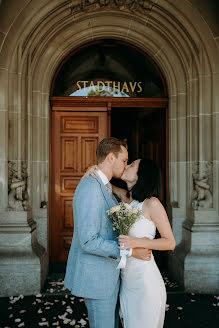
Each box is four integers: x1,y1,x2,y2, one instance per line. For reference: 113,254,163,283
64,137,151,328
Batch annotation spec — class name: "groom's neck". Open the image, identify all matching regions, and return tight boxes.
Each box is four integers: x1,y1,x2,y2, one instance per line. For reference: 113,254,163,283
97,163,112,181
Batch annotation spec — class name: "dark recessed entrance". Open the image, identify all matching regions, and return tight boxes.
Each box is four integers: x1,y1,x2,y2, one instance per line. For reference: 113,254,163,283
50,40,168,270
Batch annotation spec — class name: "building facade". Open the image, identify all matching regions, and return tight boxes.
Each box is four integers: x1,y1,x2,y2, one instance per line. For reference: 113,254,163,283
0,0,219,296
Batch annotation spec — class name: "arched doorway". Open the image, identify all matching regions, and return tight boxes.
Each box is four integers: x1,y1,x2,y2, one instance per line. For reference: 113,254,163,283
50,40,168,268
0,0,218,295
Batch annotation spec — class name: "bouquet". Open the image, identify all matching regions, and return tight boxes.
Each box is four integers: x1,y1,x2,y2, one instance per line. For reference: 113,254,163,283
107,202,142,269
107,202,142,235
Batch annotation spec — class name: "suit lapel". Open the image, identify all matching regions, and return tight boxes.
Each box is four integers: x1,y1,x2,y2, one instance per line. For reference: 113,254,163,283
96,178,118,208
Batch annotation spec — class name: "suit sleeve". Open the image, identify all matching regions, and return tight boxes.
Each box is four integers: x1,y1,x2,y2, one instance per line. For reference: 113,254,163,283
74,181,120,259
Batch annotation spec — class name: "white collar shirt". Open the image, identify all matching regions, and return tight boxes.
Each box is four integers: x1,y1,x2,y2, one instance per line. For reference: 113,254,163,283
96,168,109,186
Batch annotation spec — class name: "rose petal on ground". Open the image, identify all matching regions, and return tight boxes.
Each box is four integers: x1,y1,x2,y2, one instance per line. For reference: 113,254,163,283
18,323,25,327
36,299,42,303
190,299,196,302
62,301,66,305
32,302,36,305
38,322,49,326
15,318,21,322
8,307,12,310
36,294,42,297
20,310,26,313
52,322,59,326
42,318,47,321
78,318,87,326
38,309,43,314
79,298,84,302
63,319,71,324
9,314,13,318
70,319,76,326
66,308,73,313
58,312,68,320
177,306,183,310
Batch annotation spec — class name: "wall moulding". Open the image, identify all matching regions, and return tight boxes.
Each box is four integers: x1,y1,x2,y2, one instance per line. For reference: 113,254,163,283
70,0,153,16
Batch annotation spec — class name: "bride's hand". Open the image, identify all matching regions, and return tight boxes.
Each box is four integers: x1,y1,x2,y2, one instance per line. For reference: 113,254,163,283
118,235,137,249
85,165,99,178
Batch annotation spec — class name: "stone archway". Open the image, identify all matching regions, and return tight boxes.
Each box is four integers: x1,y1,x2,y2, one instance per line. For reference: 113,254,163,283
0,0,218,295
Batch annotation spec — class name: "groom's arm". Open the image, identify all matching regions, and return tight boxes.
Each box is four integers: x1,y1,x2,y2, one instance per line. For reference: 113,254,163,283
132,248,152,261
74,181,120,259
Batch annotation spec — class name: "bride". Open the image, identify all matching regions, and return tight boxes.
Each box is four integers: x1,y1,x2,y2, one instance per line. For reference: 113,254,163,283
115,158,175,328
87,158,175,328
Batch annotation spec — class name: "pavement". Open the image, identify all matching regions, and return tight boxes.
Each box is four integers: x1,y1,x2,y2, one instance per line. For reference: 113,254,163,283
0,272,218,328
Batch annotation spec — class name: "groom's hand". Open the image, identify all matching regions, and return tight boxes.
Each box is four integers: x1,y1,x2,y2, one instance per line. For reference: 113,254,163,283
132,248,152,261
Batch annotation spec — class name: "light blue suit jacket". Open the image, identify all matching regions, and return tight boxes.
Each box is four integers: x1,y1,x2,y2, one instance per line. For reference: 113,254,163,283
64,176,120,299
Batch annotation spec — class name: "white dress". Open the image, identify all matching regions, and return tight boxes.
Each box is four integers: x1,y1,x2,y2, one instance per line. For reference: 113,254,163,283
120,200,166,328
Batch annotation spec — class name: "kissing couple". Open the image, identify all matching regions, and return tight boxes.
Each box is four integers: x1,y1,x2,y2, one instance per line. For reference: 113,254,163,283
64,137,175,328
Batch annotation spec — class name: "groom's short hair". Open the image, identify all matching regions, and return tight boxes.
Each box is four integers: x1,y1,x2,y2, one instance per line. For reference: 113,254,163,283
96,137,127,163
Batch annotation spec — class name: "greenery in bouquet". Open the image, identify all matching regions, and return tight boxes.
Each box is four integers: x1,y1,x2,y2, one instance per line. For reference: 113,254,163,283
106,202,142,235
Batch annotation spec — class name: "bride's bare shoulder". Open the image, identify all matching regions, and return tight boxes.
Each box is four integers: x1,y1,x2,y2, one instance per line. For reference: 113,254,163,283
143,197,163,210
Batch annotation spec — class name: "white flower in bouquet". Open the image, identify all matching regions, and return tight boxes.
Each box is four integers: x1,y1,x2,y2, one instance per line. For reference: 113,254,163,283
106,202,142,235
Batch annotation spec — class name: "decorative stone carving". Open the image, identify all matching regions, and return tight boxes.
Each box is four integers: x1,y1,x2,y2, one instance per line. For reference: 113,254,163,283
8,161,28,211
192,162,213,209
70,0,152,15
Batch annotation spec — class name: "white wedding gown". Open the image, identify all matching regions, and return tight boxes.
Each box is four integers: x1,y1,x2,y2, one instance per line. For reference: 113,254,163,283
120,200,166,328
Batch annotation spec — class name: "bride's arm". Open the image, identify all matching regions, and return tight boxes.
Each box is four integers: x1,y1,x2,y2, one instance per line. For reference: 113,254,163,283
112,185,131,203
118,197,176,251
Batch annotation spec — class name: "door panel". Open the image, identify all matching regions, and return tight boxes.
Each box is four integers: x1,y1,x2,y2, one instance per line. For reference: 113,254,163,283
50,110,108,263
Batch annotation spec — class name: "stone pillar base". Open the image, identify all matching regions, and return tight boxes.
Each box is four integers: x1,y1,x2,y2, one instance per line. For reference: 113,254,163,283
0,211,48,297
169,211,219,294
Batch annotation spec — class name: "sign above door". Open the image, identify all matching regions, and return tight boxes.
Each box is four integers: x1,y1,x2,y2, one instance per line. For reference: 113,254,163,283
52,40,167,98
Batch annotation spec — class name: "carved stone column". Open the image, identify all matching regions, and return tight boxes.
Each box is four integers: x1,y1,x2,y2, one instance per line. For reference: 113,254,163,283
0,161,48,296
169,160,219,293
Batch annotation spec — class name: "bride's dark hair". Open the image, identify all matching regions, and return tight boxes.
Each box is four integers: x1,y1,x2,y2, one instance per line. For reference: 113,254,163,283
131,158,161,202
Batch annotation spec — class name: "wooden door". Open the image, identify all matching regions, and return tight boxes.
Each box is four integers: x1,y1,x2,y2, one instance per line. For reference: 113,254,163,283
50,109,108,263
